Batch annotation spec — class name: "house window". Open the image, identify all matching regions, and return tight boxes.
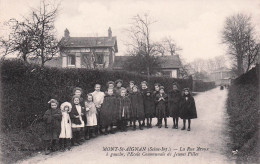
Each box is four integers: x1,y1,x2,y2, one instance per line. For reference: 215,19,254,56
68,55,76,66
96,53,104,64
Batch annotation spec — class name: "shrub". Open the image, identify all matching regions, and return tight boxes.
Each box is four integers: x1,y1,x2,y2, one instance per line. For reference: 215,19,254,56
226,65,259,163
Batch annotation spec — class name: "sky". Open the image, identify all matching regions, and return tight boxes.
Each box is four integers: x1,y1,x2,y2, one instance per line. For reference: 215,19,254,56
0,0,260,62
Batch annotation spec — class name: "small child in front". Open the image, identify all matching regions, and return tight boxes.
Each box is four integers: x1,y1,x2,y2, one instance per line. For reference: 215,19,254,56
59,102,72,151
43,99,62,155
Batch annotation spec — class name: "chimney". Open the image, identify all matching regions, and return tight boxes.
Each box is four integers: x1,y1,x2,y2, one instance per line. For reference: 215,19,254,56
64,28,70,38
108,27,112,38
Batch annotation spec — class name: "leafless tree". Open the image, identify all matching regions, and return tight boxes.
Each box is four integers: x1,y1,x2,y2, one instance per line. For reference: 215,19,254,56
0,0,60,66
222,13,259,76
162,36,182,56
124,13,161,76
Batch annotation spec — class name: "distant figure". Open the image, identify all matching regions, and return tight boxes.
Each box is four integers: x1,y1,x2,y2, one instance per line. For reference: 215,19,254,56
220,86,224,90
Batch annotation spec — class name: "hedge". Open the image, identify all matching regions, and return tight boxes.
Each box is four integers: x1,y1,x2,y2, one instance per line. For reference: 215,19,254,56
0,59,193,130
226,64,259,163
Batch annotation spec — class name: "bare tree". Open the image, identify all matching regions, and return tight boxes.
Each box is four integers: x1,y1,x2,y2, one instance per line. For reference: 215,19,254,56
162,36,182,56
0,19,35,61
222,13,259,76
0,0,60,66
124,13,161,76
31,0,60,66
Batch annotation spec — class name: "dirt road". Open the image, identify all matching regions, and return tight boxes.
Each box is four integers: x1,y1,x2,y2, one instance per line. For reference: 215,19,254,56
19,88,234,164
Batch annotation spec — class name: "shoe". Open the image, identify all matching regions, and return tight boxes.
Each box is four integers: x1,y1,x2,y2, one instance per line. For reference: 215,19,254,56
159,125,162,128
175,125,178,129
187,128,190,131
181,127,185,130
133,126,136,131
110,130,115,134
165,125,168,128
139,126,143,130
45,149,51,155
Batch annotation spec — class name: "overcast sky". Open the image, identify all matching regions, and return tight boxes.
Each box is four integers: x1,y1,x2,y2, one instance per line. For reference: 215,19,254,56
1,0,260,62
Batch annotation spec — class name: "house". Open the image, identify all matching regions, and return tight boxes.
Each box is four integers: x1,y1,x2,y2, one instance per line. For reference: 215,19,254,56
113,55,183,78
59,27,118,69
209,67,234,86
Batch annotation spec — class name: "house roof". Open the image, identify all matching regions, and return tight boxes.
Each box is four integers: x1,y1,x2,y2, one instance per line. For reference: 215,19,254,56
113,55,182,70
60,36,118,52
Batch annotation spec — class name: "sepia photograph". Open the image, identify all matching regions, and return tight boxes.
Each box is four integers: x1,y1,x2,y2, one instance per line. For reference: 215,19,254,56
0,0,259,163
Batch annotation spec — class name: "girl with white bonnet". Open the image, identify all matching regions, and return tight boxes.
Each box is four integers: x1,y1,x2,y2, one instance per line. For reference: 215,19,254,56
59,102,72,151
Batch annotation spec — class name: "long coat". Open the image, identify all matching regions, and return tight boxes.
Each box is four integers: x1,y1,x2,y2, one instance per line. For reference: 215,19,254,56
168,90,182,118
155,93,168,118
59,111,72,139
70,105,85,128
117,96,131,120
100,94,117,127
141,89,155,118
42,109,62,140
85,102,98,126
130,92,145,120
180,95,197,119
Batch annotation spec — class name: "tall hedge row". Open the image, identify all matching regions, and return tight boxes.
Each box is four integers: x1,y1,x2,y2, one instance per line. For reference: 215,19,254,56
226,64,259,163
0,60,193,130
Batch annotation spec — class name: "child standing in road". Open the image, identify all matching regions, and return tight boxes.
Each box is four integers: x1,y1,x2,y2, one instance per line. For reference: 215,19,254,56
155,86,168,128
91,84,105,134
100,88,117,134
153,83,160,126
70,95,85,146
85,94,98,139
43,99,62,155
168,82,182,129
117,88,131,132
140,81,155,128
130,85,145,130
180,88,197,131
59,102,72,151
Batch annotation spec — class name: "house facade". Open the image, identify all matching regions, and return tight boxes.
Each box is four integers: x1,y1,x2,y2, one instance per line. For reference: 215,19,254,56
113,55,183,78
209,67,234,85
59,27,118,69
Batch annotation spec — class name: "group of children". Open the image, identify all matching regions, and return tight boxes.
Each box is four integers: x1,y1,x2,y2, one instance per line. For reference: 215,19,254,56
42,80,197,155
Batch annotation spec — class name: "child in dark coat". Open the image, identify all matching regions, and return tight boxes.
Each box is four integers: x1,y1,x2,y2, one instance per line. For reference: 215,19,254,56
153,83,160,126
155,86,168,128
43,99,62,155
70,95,85,146
130,85,145,130
168,82,182,129
100,88,117,134
126,81,135,127
140,81,155,128
180,88,197,131
117,88,131,132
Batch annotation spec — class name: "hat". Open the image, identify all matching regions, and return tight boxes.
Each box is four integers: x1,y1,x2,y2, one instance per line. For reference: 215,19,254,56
154,83,160,86
115,79,123,84
183,88,190,91
60,102,72,112
132,85,138,89
48,99,58,105
141,81,147,85
72,95,81,102
107,81,115,86
73,87,83,94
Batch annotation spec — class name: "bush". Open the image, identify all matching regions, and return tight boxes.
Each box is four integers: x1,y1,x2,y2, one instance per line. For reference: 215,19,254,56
0,59,193,130
226,65,259,163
